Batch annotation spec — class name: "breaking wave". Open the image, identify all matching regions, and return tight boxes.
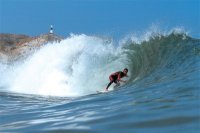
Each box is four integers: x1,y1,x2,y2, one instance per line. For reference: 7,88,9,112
0,29,199,97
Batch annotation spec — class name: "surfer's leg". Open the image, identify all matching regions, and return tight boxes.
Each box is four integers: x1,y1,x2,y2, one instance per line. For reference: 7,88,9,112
115,82,120,86
113,80,120,88
105,80,114,90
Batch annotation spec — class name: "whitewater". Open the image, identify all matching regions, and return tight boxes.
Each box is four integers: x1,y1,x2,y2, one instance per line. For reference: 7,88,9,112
0,30,200,132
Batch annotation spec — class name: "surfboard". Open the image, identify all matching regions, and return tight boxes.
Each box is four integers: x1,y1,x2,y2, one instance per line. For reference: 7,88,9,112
96,84,121,94
96,90,109,93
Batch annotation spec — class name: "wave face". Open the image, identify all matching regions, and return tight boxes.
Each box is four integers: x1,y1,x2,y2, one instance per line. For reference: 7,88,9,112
0,31,200,132
125,32,200,82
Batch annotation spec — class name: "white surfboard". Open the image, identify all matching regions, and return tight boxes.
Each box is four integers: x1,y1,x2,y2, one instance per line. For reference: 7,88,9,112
96,90,109,94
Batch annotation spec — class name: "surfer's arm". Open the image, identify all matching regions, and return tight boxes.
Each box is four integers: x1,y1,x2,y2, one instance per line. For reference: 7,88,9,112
117,75,126,83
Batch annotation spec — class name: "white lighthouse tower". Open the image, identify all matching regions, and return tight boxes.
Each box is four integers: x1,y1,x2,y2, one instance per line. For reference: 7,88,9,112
50,25,53,34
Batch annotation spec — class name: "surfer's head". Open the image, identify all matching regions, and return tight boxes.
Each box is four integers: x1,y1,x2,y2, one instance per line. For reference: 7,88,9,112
123,68,128,74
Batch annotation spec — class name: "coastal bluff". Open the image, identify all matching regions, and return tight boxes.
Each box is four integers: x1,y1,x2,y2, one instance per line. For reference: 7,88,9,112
0,33,63,63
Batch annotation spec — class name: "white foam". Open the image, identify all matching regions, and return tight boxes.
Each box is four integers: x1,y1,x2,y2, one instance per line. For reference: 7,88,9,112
0,34,129,97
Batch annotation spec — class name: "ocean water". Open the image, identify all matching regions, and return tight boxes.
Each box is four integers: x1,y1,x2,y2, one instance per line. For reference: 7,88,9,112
0,31,200,132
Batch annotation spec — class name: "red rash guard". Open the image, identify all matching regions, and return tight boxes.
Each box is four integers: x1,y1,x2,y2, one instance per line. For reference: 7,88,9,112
109,71,126,82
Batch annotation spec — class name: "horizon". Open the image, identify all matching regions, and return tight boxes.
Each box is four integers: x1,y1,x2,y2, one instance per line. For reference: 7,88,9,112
0,0,199,39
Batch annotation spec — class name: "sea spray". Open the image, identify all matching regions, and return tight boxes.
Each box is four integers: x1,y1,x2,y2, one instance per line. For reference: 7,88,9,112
1,34,129,96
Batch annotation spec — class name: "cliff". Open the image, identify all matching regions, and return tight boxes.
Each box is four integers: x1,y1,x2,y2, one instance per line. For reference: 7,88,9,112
0,33,63,63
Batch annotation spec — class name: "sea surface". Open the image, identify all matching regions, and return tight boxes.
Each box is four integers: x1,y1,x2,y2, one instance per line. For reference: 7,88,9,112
0,32,200,132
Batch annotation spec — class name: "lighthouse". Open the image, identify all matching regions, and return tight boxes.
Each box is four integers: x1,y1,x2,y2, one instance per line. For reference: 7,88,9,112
50,25,53,34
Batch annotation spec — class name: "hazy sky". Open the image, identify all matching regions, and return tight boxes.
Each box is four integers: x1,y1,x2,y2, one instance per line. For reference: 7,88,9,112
0,0,199,38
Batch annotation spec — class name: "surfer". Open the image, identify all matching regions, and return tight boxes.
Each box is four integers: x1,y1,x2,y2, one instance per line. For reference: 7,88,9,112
105,68,128,91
